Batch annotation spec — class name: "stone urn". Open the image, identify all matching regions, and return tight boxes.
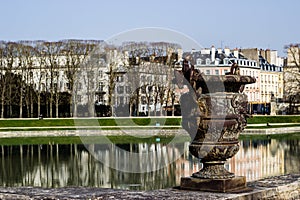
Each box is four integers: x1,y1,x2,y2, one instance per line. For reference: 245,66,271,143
177,63,255,192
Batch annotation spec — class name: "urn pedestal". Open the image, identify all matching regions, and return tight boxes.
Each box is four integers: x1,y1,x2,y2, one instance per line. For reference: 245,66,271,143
179,75,255,193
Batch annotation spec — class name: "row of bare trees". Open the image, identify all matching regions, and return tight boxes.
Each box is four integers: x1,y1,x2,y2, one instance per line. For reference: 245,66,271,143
0,40,101,118
116,42,181,117
0,40,181,118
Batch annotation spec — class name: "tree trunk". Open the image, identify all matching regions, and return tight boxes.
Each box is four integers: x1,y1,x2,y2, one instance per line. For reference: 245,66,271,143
69,101,73,117
160,100,164,116
73,105,77,117
88,94,94,117
73,95,77,117
19,86,23,118
147,100,151,117
9,84,12,117
46,94,49,118
38,94,41,117
1,92,5,118
172,102,175,116
49,93,53,118
136,90,140,116
55,95,59,118
26,99,30,118
129,102,133,117
30,90,33,118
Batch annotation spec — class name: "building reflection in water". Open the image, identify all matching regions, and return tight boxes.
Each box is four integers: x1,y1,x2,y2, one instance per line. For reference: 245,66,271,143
0,137,299,190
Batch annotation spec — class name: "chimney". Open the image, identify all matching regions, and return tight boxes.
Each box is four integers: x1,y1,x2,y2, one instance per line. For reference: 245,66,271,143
233,48,239,58
224,47,230,56
177,48,183,61
211,45,215,62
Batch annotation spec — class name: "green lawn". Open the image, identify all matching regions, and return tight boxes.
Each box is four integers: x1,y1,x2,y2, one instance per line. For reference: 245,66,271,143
0,117,182,128
246,115,300,124
0,116,299,130
239,132,300,140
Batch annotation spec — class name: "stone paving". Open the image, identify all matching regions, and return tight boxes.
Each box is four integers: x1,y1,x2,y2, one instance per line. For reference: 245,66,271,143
0,174,299,199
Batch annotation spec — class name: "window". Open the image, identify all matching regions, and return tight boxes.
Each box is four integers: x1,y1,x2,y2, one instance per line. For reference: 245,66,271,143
118,96,124,105
88,71,94,78
41,83,46,91
41,71,45,79
196,58,202,65
54,71,59,77
147,85,153,93
215,69,219,75
147,76,152,82
99,82,105,92
77,95,81,103
99,70,103,78
224,69,228,75
206,70,210,75
66,83,71,90
117,86,124,94
78,83,82,90
90,81,94,88
98,95,104,103
205,58,211,65
141,96,147,104
53,83,58,90
224,59,228,65
117,75,124,82
126,86,131,93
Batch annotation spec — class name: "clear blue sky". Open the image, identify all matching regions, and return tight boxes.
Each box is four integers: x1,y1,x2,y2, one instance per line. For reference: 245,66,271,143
1,0,299,56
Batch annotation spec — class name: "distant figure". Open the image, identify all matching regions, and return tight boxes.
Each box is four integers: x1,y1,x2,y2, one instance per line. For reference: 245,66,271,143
182,57,194,82
226,63,240,75
181,57,204,95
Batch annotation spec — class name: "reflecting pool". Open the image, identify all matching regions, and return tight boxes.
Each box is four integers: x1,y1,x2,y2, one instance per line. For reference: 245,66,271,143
0,134,299,190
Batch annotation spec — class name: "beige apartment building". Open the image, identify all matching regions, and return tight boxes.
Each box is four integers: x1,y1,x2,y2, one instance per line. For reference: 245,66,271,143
186,47,284,114
241,48,284,114
192,47,260,103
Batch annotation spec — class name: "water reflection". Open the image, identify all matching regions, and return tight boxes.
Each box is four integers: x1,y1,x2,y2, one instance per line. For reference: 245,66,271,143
229,138,300,181
0,137,299,190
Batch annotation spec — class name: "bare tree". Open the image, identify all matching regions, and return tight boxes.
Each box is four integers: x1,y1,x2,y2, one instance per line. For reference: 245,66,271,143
17,41,39,118
0,41,7,118
120,41,180,116
0,42,19,118
61,40,99,117
284,44,300,114
34,41,48,118
41,41,64,118
106,48,122,116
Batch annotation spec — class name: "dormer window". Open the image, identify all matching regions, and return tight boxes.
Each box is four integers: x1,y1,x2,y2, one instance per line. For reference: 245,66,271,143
196,58,202,65
205,58,211,65
224,58,229,65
